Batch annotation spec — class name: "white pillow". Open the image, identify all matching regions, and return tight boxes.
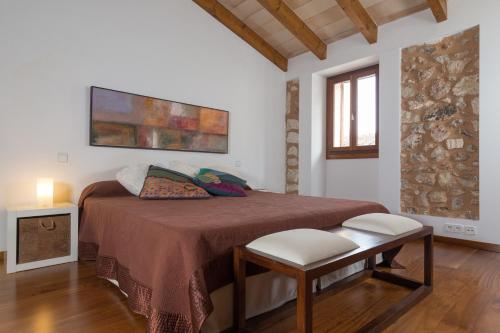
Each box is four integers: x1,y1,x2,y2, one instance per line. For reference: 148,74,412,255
169,160,200,177
115,164,149,196
246,229,359,266
342,213,423,236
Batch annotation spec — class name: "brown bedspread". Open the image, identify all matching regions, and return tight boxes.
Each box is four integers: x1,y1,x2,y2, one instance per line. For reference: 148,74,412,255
78,181,389,333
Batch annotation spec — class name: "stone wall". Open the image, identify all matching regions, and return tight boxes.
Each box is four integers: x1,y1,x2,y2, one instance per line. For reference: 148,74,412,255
400,26,479,220
286,80,299,194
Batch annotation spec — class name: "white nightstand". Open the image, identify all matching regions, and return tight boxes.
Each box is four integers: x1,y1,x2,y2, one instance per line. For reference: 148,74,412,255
6,203,78,274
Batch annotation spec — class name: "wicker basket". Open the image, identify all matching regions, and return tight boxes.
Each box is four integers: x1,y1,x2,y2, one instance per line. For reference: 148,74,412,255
17,214,71,264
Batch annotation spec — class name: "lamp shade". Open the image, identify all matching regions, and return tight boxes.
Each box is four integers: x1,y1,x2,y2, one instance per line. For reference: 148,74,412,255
37,178,54,207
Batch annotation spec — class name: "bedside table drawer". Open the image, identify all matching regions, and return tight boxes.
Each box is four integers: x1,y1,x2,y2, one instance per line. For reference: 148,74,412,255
17,214,71,264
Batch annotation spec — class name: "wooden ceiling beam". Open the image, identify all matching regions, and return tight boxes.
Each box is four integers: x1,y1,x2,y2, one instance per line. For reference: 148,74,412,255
193,0,288,71
426,0,447,22
335,0,378,44
256,0,327,60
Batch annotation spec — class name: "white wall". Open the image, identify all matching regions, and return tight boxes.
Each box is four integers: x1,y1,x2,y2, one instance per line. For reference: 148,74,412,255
326,159,379,202
0,0,286,250
287,0,500,244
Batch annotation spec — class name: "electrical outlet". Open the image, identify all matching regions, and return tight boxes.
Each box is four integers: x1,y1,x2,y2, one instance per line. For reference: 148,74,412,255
234,160,242,168
452,224,464,233
445,223,454,233
464,225,477,235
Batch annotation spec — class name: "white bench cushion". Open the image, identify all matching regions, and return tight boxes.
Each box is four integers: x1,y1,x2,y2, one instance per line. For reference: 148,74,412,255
342,213,423,236
246,229,359,266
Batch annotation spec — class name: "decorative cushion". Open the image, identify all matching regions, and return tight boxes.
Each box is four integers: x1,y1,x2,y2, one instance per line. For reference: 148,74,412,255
206,164,256,189
139,165,210,200
198,168,247,187
116,164,149,196
146,165,193,182
246,229,359,266
193,172,247,197
342,213,423,236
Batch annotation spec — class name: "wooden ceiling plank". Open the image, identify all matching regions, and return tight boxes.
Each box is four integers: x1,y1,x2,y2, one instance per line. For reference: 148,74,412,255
274,0,428,58
257,0,327,60
426,0,447,22
193,0,288,71
335,0,378,44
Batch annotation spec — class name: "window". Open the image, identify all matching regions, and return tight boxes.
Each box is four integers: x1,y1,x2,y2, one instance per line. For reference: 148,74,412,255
326,65,379,159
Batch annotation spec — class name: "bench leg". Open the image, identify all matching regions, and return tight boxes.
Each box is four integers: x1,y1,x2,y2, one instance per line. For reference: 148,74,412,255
297,272,313,333
424,233,433,286
234,247,246,332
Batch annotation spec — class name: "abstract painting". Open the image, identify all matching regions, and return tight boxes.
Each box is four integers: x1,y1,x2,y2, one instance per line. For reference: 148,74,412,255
400,26,479,220
90,87,229,153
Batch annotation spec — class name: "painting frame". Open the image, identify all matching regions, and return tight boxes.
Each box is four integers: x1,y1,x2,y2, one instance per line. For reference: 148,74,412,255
89,86,229,154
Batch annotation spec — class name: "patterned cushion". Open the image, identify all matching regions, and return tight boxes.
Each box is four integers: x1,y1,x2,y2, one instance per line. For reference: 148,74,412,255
139,166,210,200
198,168,247,187
147,165,193,183
193,171,247,197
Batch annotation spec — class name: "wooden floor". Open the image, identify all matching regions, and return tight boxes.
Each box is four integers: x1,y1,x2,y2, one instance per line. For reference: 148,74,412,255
0,241,499,332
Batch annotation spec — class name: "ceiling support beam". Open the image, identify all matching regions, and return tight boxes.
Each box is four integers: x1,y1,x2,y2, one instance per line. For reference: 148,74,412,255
193,0,288,71
257,0,327,60
426,0,447,22
335,0,378,44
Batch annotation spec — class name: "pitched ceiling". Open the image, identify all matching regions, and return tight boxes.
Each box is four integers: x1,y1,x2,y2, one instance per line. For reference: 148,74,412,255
194,0,447,71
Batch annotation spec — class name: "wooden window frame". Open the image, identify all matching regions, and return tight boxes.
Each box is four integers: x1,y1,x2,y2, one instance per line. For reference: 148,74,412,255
326,65,379,159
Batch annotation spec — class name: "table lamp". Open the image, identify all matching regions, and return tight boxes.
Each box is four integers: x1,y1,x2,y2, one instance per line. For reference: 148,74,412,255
37,178,54,207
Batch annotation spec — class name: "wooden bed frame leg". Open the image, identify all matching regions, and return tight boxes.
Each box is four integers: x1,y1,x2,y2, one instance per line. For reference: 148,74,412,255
424,234,433,287
234,247,246,332
367,256,377,270
296,272,313,333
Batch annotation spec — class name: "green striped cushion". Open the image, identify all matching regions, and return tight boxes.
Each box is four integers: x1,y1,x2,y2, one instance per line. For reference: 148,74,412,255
147,165,193,183
198,168,247,187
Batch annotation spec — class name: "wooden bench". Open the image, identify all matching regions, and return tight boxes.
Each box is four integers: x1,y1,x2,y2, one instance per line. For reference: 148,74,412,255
233,226,433,333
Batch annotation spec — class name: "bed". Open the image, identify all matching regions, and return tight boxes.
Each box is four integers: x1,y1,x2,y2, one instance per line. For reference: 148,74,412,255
78,181,392,333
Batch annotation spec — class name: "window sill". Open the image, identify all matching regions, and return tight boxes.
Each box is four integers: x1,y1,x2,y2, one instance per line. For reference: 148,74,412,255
326,150,379,160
